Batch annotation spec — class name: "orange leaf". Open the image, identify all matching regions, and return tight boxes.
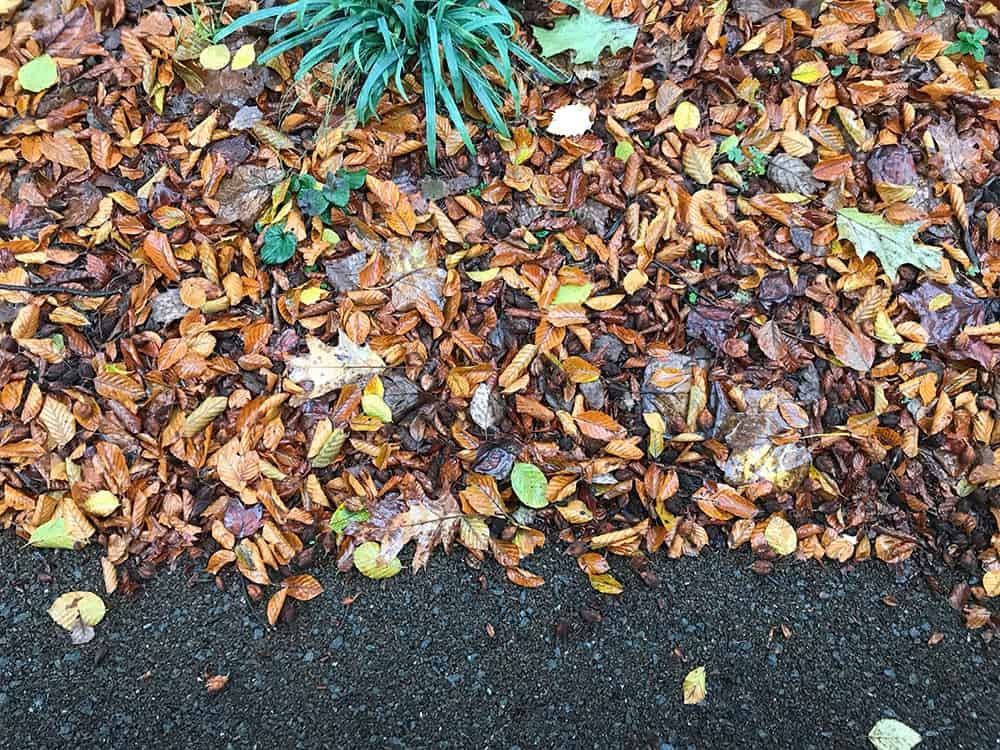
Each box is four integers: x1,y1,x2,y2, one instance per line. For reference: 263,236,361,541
142,231,181,282
506,566,545,588
266,587,288,625
825,316,874,372
574,410,626,441
366,176,416,237
282,573,324,601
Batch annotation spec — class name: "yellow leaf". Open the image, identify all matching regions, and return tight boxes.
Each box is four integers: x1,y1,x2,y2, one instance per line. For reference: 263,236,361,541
674,101,701,131
874,310,903,344
683,666,707,705
791,60,829,84
764,515,797,555
557,500,593,524
199,44,231,71
623,268,648,294
682,143,714,185
354,541,402,579
984,569,1000,597
467,268,500,282
49,591,106,629
82,490,120,517
588,572,624,594
230,43,256,71
361,392,393,423
299,286,326,305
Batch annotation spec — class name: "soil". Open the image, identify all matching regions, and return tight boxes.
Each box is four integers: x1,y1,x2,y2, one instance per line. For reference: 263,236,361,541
2,533,997,749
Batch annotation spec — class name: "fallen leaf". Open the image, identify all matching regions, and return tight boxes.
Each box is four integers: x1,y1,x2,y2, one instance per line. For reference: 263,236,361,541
48,591,106,644
683,666,707,705
286,335,386,401
868,718,921,750
764,516,797,556
547,104,593,137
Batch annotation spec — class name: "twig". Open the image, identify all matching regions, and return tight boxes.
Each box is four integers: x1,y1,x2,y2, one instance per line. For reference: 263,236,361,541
0,282,125,298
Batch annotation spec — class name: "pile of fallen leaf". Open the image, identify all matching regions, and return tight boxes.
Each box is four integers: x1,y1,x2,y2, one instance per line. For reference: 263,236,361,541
1,0,999,633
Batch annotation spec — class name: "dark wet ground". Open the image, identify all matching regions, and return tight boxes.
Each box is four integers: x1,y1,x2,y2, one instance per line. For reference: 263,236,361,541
1,533,997,749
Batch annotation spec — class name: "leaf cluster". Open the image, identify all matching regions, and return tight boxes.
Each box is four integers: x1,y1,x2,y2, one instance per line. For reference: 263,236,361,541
216,0,564,165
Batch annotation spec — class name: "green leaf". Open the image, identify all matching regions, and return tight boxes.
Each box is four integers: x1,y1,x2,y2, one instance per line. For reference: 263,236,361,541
868,719,922,750
836,208,941,282
552,283,593,305
18,54,58,93
297,188,330,217
532,2,637,64
614,141,634,161
926,0,945,17
340,168,368,191
260,224,297,265
29,517,76,549
330,503,369,535
511,462,548,508
353,541,402,579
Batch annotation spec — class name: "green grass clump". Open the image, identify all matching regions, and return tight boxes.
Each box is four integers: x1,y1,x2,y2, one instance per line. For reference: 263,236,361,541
217,0,564,165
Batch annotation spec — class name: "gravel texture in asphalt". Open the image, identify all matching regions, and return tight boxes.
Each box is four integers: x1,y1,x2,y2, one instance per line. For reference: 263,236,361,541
1,533,997,749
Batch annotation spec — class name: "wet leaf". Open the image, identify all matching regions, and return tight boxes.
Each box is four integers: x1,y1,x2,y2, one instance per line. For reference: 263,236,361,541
511,462,548,509
354,541,402,579
836,209,942,282
868,719,921,750
48,591,106,644
29,517,77,549
683,666,707,705
547,104,593,137
199,44,232,70
532,2,638,64
18,54,58,92
764,516,797,556
286,335,386,401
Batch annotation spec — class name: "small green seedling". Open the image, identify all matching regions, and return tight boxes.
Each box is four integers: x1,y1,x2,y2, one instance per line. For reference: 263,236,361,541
945,28,989,62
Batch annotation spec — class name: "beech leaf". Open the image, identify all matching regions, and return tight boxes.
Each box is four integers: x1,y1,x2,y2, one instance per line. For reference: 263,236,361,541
511,462,548,509
18,54,58,92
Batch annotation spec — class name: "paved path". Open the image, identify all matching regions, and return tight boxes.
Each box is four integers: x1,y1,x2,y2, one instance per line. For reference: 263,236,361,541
1,534,997,749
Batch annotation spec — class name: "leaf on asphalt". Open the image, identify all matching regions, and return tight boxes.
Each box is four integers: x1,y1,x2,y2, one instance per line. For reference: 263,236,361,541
282,574,324,601
588,572,624,594
683,666,707,705
354,541,402,579
48,591,106,644
868,719,921,750
29,517,77,549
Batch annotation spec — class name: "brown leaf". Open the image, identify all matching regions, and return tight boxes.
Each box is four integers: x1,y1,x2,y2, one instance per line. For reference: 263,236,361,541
282,574,323,601
825,316,874,372
366,176,416,237
142,231,181,282
575,410,626,441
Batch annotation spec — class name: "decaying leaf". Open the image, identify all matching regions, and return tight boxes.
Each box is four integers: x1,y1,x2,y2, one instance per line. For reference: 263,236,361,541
286,335,386,401
683,666,707,705
48,591,106,644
